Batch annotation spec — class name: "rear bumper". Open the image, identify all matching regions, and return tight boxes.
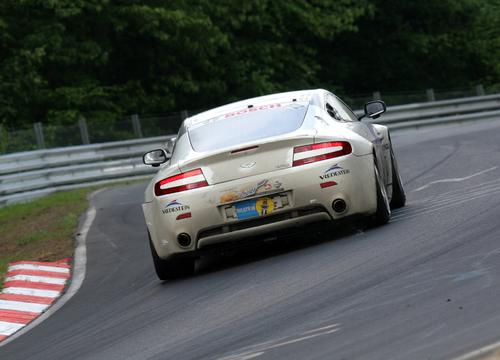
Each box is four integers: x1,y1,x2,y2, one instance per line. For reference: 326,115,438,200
197,206,331,249
143,153,376,259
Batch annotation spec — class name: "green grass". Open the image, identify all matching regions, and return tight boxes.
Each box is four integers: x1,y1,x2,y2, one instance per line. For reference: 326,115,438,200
0,180,144,290
16,230,51,246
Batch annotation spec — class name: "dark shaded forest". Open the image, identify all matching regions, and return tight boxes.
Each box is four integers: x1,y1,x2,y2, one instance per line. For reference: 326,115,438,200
0,0,498,129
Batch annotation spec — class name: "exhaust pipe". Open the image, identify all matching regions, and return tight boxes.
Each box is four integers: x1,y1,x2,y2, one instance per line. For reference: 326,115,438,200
332,199,347,213
177,233,192,248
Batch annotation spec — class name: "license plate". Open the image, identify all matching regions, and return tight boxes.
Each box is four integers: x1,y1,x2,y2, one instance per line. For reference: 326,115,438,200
235,197,275,220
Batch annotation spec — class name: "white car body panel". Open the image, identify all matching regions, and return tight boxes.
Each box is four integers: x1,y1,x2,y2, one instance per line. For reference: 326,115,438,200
143,89,398,260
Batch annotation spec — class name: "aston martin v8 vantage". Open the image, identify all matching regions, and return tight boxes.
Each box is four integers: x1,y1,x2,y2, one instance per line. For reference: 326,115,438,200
142,89,405,279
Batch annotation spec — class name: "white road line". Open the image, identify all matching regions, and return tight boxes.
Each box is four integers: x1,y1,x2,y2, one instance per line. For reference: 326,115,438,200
262,327,340,350
0,322,24,336
435,177,500,198
453,340,500,360
2,287,60,298
393,183,500,219
0,300,48,313
301,324,339,335
412,166,498,192
405,178,500,209
8,264,70,274
393,187,500,221
218,324,340,360
0,188,102,348
227,353,264,360
426,182,500,204
398,181,500,215
4,275,67,285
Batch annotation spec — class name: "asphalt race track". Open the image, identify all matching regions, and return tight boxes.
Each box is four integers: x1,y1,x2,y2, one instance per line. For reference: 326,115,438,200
2,120,500,360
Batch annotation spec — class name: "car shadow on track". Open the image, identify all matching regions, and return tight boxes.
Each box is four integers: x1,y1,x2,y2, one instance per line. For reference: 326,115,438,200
166,219,370,281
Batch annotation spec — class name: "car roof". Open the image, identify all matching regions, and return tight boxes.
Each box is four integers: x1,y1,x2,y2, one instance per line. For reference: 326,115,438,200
184,89,327,128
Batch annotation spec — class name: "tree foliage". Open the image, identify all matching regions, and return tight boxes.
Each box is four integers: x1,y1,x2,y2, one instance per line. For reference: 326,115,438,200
0,0,498,128
328,0,500,93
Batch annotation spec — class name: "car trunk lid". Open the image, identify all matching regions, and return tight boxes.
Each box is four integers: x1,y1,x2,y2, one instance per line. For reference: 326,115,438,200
178,134,315,185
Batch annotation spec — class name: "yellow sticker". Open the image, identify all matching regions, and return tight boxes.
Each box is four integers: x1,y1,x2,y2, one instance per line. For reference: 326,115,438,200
255,197,274,215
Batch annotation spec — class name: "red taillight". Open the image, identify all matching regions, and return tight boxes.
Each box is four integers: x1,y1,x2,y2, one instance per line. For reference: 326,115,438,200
154,168,208,196
293,141,352,167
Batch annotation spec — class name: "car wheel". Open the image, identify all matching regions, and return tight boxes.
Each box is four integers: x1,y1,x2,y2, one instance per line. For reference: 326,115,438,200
148,232,195,280
389,145,406,209
373,165,391,225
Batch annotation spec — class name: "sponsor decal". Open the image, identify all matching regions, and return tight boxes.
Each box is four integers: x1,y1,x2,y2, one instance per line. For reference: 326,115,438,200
166,200,182,207
224,103,282,118
220,179,284,204
220,192,240,204
326,164,343,172
233,197,275,219
256,197,274,215
188,102,304,129
162,200,191,214
319,164,350,180
235,202,259,220
240,179,271,198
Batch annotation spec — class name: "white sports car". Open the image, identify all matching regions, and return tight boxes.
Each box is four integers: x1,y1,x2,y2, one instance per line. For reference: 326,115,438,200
142,89,405,279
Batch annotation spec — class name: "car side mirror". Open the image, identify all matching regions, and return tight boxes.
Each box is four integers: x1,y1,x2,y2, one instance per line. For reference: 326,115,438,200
143,149,169,167
361,100,387,120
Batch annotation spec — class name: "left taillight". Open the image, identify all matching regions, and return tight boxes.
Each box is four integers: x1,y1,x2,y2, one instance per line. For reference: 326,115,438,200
293,141,352,167
154,168,208,196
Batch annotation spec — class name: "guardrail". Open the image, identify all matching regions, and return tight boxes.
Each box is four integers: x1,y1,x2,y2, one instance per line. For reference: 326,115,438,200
0,136,173,206
0,135,173,175
353,92,500,118
1,93,499,206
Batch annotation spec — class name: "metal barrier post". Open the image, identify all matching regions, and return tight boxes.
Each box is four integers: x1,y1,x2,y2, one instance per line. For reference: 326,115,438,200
373,91,381,100
0,124,7,153
131,114,143,138
426,88,435,102
78,117,90,144
34,122,46,149
476,84,485,96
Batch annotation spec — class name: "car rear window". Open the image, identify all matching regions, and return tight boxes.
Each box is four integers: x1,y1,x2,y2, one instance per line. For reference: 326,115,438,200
187,102,308,152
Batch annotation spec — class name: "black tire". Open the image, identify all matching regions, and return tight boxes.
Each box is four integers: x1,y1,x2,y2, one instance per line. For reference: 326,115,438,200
373,165,391,225
148,233,195,280
389,145,406,209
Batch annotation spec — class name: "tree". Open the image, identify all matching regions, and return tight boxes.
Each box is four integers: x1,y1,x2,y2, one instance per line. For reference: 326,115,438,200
325,0,500,94
0,1,229,127
0,0,497,130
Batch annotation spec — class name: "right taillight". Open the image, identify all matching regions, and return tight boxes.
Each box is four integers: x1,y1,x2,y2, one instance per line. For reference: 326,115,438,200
293,141,352,167
154,168,208,196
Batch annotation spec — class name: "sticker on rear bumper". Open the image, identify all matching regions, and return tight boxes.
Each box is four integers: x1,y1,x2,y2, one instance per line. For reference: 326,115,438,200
234,197,275,219
162,200,190,214
256,197,274,215
234,200,259,219
319,164,350,180
219,179,283,204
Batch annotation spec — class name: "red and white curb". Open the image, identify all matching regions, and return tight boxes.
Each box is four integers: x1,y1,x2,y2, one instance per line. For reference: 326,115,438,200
0,259,71,342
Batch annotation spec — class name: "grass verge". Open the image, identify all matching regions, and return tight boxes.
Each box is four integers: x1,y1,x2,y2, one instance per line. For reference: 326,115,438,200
0,181,143,290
